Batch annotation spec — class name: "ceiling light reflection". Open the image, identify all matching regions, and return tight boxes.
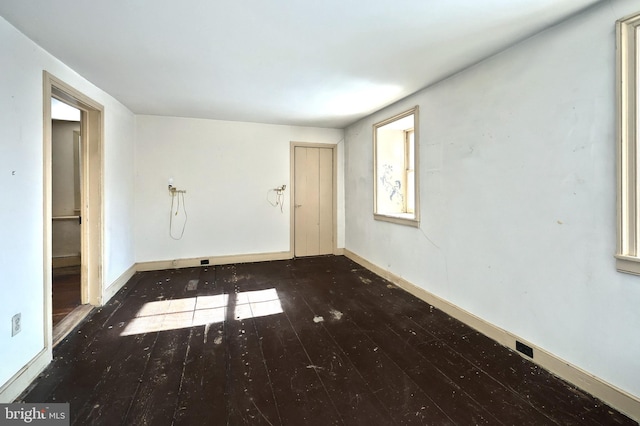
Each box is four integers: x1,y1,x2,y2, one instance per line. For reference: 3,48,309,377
321,82,403,116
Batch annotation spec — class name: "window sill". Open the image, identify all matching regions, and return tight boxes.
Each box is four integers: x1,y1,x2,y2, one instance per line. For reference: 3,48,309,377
615,254,640,275
374,213,420,227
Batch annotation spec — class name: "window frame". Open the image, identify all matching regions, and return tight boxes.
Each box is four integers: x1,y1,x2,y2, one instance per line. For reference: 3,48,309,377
373,106,420,227
616,12,640,274
405,128,415,215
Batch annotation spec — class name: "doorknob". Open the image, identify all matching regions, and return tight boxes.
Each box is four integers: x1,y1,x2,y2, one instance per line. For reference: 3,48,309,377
295,204,302,208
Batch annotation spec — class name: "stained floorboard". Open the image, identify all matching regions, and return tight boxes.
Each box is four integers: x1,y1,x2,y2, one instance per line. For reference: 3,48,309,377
172,266,228,425
52,266,81,326
277,280,397,425
20,256,635,425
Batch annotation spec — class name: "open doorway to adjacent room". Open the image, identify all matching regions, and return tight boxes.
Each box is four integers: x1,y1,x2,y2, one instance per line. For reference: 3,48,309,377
44,72,104,348
51,98,82,327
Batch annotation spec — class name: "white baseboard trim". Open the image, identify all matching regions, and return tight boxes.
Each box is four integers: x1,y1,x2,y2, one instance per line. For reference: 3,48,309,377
136,250,294,272
0,349,51,403
102,264,137,304
343,249,640,422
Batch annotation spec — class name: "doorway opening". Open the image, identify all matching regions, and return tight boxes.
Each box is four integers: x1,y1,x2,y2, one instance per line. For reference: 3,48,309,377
43,72,104,348
51,98,82,327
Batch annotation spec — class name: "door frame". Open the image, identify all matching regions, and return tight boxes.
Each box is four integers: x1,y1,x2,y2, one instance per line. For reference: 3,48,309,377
289,141,339,257
43,71,104,350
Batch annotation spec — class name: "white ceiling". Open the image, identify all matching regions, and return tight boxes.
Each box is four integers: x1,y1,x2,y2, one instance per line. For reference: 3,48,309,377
0,0,601,128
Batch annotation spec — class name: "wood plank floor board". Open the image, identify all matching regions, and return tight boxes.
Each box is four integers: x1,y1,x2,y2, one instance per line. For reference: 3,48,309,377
20,273,143,404
31,308,151,413
171,266,228,425
318,312,456,425
249,313,343,425
224,316,282,425
158,267,227,424
26,269,191,421
66,269,196,423
19,346,76,404
228,263,343,425
20,256,635,425
439,330,633,425
52,271,81,326
124,329,192,426
295,274,554,424
285,276,497,425
289,257,635,425
283,278,455,424
80,268,201,425
217,264,283,425
275,280,398,425
309,258,631,425
172,323,227,425
385,323,555,425
69,332,159,425
326,258,633,425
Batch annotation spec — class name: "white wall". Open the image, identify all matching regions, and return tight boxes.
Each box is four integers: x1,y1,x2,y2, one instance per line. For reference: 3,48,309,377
51,120,80,258
0,16,136,391
345,0,640,399
51,120,80,217
103,97,136,289
135,115,343,263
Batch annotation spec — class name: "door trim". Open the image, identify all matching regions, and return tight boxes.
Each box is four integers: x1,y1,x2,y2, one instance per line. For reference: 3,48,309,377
289,142,338,257
43,71,104,351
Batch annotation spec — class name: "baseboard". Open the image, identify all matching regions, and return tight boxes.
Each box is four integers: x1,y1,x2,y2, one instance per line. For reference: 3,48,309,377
0,349,51,403
102,264,137,304
136,250,294,272
343,249,640,422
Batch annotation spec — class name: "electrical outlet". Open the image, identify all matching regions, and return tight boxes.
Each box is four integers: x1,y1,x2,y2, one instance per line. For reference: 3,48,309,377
516,340,533,358
11,313,21,337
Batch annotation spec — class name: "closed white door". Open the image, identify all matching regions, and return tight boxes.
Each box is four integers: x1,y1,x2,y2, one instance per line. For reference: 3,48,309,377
294,146,333,257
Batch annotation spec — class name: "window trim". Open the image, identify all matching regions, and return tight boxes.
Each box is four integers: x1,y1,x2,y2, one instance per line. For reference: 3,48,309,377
405,128,415,215
616,12,640,274
373,106,420,227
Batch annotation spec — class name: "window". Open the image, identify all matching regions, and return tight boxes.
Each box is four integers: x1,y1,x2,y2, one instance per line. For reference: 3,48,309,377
616,12,640,274
374,106,419,226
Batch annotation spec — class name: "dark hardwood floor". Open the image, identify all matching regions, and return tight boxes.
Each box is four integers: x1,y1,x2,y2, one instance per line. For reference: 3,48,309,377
23,256,634,425
52,266,81,326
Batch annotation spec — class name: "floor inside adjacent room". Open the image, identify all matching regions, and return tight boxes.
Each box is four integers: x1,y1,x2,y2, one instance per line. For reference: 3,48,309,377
52,265,81,327
22,256,634,425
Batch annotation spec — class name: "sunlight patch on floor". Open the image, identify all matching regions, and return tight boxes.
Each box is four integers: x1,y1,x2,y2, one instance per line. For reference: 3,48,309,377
121,289,283,336
234,288,283,320
121,294,228,336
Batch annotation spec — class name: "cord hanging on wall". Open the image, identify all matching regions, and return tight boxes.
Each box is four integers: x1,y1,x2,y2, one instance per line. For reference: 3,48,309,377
168,180,188,240
267,184,286,213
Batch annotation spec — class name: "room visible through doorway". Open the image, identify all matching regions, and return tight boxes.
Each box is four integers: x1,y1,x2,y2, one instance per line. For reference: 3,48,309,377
44,72,105,350
51,98,82,327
